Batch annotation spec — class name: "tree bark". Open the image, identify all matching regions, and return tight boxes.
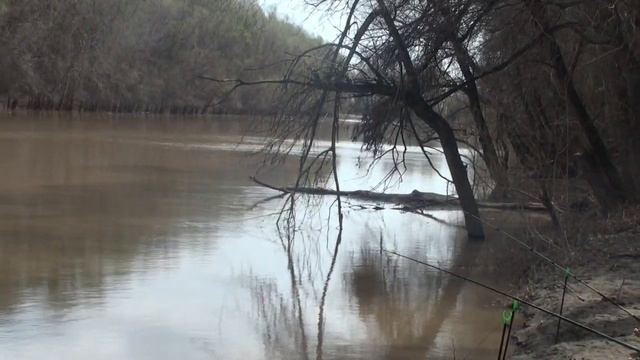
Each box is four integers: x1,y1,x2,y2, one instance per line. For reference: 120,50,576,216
436,118,485,238
375,0,484,238
409,95,485,239
524,0,631,210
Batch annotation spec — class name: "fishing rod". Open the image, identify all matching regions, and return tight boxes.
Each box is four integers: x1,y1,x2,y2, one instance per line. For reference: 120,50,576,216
463,211,640,323
384,249,640,353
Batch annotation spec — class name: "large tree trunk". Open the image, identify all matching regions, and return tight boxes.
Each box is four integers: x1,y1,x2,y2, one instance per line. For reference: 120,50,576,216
411,97,485,239
438,122,485,239
549,42,629,208
524,0,631,210
375,0,484,239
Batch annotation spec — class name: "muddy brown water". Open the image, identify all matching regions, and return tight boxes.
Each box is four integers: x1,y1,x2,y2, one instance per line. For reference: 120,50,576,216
0,113,511,359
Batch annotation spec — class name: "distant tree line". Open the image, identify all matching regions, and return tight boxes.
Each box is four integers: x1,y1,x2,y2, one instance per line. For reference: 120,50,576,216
0,0,322,114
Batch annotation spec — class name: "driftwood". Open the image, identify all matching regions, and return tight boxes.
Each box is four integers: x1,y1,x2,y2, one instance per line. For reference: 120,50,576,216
250,177,547,211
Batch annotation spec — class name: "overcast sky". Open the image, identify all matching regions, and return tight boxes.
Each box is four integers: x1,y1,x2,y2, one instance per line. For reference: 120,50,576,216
258,0,343,40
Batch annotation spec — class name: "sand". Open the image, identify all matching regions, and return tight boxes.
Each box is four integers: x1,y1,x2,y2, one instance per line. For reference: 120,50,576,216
512,230,640,359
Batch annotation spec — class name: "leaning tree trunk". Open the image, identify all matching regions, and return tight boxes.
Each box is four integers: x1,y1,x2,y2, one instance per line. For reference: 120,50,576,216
438,121,485,239
548,41,630,208
370,0,484,238
525,0,631,210
411,98,485,239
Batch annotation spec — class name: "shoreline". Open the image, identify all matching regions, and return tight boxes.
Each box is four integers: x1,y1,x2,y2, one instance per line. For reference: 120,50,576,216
511,227,640,359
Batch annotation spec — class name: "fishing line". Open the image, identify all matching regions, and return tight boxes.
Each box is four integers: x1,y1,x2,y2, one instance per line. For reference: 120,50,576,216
463,211,640,323
385,249,640,353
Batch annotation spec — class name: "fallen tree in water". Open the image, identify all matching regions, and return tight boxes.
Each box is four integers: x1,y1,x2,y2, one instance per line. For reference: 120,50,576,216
250,177,547,211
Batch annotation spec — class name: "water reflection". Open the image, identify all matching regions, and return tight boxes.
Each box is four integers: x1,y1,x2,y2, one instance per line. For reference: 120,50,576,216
244,190,503,359
0,113,504,359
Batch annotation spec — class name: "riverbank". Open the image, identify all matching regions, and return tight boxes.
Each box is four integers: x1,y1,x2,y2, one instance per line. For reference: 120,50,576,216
511,212,640,359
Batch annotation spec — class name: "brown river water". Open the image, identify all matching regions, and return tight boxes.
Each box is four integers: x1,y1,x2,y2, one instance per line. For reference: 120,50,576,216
0,113,514,359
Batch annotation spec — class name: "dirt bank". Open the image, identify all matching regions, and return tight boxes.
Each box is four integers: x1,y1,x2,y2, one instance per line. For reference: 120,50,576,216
512,227,640,359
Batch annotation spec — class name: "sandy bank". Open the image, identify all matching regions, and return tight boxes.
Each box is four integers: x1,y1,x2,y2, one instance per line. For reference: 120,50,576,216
512,229,640,359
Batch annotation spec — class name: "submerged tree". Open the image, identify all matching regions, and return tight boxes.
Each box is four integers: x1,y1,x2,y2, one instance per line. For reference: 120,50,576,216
6,0,636,236
214,0,508,238
214,0,640,238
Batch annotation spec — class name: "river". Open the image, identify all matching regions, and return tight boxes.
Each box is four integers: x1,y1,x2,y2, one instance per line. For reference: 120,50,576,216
0,113,512,359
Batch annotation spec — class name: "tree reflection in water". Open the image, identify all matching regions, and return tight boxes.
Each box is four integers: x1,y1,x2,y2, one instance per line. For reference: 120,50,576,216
244,199,503,360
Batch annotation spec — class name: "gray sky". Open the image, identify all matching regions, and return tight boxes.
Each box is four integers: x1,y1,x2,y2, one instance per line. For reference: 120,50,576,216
258,0,343,40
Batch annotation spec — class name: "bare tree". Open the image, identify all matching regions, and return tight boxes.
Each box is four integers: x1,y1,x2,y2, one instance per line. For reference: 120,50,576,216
213,0,500,238
478,0,640,219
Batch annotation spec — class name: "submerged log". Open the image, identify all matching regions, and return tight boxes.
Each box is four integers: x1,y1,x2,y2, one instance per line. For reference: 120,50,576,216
250,177,547,211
